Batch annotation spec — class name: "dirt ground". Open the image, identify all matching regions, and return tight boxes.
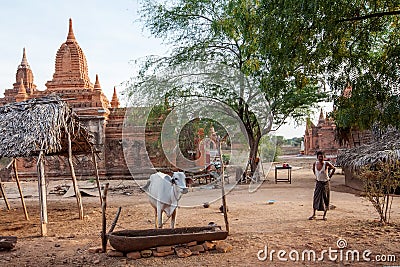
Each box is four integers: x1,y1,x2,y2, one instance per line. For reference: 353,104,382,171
0,156,399,266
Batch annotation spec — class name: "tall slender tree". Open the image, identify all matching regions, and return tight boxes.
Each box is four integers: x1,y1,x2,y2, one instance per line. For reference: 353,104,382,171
129,0,331,173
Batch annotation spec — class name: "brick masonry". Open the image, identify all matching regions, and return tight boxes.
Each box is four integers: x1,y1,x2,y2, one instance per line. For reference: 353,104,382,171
0,19,164,181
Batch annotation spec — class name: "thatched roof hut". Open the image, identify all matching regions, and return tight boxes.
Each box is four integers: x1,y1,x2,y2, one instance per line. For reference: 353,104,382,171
0,95,100,236
337,131,400,171
0,95,93,157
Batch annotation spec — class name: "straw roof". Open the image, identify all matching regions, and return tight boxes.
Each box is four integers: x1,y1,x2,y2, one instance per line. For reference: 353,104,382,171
336,130,400,171
0,95,94,158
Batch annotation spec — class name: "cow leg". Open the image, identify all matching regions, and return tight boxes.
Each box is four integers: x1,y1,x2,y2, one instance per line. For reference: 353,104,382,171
171,209,176,229
153,206,158,228
157,203,163,229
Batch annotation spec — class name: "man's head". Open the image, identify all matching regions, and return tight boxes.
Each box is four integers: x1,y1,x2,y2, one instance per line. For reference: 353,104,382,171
316,151,324,162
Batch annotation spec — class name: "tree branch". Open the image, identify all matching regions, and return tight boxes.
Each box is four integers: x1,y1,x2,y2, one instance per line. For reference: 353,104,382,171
338,10,400,23
207,44,240,59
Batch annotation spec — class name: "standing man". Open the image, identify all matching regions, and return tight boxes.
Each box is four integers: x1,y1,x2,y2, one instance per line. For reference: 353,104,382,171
309,151,335,221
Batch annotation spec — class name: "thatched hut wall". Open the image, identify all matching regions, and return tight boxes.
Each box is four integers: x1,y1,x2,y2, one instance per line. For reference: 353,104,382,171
337,130,400,190
342,166,363,190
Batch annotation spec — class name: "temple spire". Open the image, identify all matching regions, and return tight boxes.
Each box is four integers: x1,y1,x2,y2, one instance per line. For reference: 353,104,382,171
20,48,28,66
111,86,120,108
67,18,76,42
94,74,101,90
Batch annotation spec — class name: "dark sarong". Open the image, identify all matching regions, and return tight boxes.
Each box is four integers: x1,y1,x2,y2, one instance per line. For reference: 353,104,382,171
313,181,330,211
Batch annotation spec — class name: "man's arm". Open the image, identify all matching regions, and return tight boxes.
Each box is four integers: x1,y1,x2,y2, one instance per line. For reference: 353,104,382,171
327,162,336,178
312,162,316,176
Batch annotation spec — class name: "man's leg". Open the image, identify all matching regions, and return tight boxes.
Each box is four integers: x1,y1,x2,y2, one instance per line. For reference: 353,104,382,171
309,182,319,220
322,182,330,220
309,209,316,220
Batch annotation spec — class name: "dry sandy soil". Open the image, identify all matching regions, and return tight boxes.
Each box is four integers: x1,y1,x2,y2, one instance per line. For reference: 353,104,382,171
0,156,399,266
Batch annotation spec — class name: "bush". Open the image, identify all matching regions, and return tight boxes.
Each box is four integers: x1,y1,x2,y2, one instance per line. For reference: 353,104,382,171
359,161,400,224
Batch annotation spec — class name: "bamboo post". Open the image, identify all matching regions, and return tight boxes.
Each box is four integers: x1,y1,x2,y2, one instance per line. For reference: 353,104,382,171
91,150,102,205
101,183,110,253
67,131,84,220
0,181,10,210
37,151,48,236
217,136,229,233
13,159,29,220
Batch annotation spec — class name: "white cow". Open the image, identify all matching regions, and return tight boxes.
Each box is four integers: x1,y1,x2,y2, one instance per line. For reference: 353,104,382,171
143,172,192,228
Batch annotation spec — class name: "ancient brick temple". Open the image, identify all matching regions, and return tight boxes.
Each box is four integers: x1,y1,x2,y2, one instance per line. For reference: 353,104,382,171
303,84,374,157
0,19,152,180
303,109,341,156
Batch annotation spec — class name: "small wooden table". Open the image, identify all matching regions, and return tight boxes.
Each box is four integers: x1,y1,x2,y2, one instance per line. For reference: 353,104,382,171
275,166,292,184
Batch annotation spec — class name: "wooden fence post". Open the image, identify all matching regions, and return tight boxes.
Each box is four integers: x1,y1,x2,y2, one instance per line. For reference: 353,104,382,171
0,181,10,210
67,131,84,220
37,151,48,236
91,150,102,205
13,159,29,220
217,137,229,234
101,183,110,253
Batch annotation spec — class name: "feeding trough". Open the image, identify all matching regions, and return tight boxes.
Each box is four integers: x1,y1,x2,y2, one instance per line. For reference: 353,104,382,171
108,226,228,253
103,139,230,255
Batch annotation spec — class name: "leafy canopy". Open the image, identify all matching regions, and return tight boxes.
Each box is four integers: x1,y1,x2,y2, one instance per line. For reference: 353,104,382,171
133,0,328,133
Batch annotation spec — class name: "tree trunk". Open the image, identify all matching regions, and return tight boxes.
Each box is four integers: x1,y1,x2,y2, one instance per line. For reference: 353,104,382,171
249,135,261,174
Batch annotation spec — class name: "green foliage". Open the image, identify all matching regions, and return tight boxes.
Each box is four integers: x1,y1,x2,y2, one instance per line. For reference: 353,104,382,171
132,0,400,171
359,161,400,224
257,0,400,141
222,154,230,164
134,0,329,142
283,137,303,147
178,118,229,159
309,0,400,139
260,135,280,162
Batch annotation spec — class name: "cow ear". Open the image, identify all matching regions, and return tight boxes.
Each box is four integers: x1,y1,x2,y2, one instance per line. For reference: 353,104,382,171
164,175,173,183
185,177,194,185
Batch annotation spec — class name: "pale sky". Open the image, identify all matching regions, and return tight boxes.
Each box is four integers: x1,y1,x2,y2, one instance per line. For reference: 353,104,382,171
0,0,330,139
0,0,164,102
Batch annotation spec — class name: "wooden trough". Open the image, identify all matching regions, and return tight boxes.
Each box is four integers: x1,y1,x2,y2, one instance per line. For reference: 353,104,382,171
108,226,228,253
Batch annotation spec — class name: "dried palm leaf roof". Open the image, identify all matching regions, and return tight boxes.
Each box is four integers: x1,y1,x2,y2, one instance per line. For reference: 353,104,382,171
337,131,400,171
0,95,94,158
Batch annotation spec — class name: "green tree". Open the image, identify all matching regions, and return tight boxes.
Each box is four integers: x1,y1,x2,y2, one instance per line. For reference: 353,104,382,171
260,135,281,162
257,0,400,144
286,0,400,140
130,0,327,173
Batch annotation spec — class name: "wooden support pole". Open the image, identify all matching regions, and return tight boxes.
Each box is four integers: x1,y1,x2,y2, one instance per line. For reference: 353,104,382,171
217,137,229,234
91,150,102,205
108,207,122,234
67,132,84,220
101,183,110,253
0,181,10,210
37,151,48,236
13,159,29,220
